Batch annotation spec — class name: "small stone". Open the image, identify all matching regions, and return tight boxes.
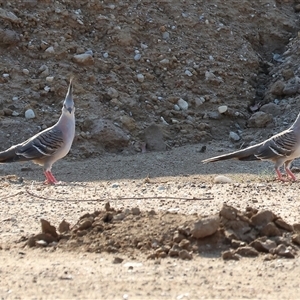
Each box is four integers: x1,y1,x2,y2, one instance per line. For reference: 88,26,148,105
35,240,48,247
25,109,35,119
222,250,240,260
103,52,109,58
22,69,29,75
173,232,185,243
214,175,232,184
191,215,220,239
162,32,170,40
113,257,124,264
113,213,126,221
178,249,192,260
77,219,93,230
46,76,54,82
274,218,293,232
195,97,205,107
218,105,228,114
131,207,141,215
184,70,193,77
45,46,54,53
160,58,170,65
220,204,238,220
251,210,274,227
260,222,281,237
134,53,141,61
3,73,9,78
136,73,144,82
72,53,94,66
250,239,277,253
292,233,300,245
12,96,18,101
235,246,259,257
177,98,188,110
229,131,240,142
270,244,295,258
247,111,273,128
12,111,19,116
107,87,119,99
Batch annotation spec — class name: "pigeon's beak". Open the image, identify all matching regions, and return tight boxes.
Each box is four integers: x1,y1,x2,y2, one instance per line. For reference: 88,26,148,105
67,107,72,114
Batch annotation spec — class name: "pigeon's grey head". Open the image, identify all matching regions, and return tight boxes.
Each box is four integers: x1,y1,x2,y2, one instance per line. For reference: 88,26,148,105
63,79,75,114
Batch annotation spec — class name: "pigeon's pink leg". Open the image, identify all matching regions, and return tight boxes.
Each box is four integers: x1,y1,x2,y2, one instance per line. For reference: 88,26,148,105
276,169,285,181
285,168,296,181
44,171,59,185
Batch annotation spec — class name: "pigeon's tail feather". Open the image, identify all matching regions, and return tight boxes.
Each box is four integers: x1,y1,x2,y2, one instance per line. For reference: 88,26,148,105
202,144,261,163
0,145,27,163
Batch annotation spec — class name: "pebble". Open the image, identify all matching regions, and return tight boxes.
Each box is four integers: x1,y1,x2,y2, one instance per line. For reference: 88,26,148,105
184,70,193,77
174,104,180,111
229,131,240,141
22,69,29,75
218,105,228,114
46,76,54,82
103,52,109,58
107,87,119,98
72,53,94,65
136,73,144,82
12,111,19,116
12,96,18,101
160,58,170,65
3,73,9,78
25,109,35,119
45,46,54,53
214,175,232,184
134,53,141,61
195,97,205,107
162,32,170,40
177,98,188,110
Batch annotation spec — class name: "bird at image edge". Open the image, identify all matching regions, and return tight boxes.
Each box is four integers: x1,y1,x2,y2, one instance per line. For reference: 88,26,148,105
202,112,300,181
0,79,75,184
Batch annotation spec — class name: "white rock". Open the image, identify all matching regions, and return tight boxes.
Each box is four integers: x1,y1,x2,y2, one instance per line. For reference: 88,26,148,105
72,53,94,65
103,52,109,58
195,97,205,107
25,109,35,119
44,86,50,92
218,105,228,114
174,104,180,111
140,42,148,49
136,73,144,82
185,70,193,77
177,98,189,110
107,87,119,98
229,131,240,141
12,111,19,116
214,175,232,184
45,46,54,53
160,58,170,65
22,69,29,75
3,73,9,78
46,76,54,82
162,32,170,40
134,53,141,61
12,96,18,101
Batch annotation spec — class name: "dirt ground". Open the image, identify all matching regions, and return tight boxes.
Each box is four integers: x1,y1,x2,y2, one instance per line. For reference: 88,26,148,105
2,0,300,299
1,145,300,299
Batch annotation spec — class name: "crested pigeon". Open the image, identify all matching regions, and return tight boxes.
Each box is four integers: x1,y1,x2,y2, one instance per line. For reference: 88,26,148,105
202,113,300,181
0,79,75,184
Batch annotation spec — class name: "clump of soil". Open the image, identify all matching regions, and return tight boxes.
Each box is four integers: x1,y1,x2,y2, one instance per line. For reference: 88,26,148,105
24,202,300,261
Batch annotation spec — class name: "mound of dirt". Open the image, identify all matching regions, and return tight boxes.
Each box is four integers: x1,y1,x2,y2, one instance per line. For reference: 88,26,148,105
24,202,300,261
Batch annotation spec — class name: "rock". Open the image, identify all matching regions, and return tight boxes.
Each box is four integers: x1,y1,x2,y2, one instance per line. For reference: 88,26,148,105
274,218,293,232
107,87,119,99
39,64,49,77
25,109,35,119
250,238,277,253
229,131,240,141
222,250,240,260
177,98,188,110
260,103,281,116
120,115,136,131
281,68,294,80
58,220,71,233
205,71,223,85
143,123,166,151
195,97,205,107
270,80,285,96
134,53,141,61
184,70,193,77
292,233,300,245
41,219,58,239
72,53,94,66
218,105,228,114
214,175,232,184
90,119,129,151
283,77,300,96
247,111,273,128
235,246,259,257
77,218,93,230
160,58,170,65
22,69,29,75
191,215,220,239
173,232,185,243
178,239,191,250
162,32,170,40
136,74,144,82
0,8,20,23
260,222,281,237
178,249,192,260
231,239,246,249
293,223,300,232
220,204,238,220
270,244,295,258
46,76,54,82
251,210,275,227
45,46,54,53
131,207,141,215
0,29,20,47
168,244,180,257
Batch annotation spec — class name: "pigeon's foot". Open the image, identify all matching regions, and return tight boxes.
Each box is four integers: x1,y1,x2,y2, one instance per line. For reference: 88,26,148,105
44,171,59,185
